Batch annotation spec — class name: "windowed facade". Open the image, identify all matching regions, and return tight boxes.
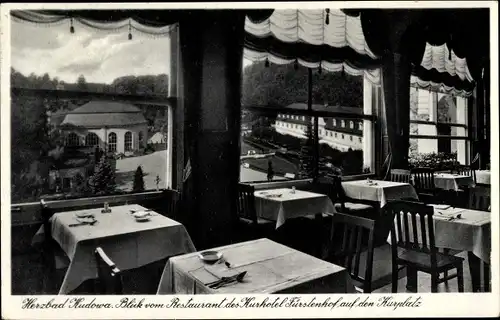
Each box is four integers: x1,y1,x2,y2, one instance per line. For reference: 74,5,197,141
124,131,133,152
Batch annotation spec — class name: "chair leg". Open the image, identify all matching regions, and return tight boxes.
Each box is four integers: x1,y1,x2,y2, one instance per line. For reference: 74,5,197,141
431,273,439,293
456,264,464,293
391,264,399,293
483,262,490,292
406,267,418,292
443,248,450,284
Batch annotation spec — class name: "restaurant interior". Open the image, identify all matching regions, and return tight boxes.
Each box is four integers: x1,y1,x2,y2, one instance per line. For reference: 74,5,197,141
9,7,493,295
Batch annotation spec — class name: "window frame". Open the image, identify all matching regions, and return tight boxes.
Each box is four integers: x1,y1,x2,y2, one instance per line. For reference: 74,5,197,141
124,131,133,152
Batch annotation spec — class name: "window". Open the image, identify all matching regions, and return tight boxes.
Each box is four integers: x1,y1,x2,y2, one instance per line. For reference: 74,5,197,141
10,17,176,204
350,136,353,141
124,131,133,152
108,133,117,152
341,120,345,127
409,87,469,164
62,178,71,190
139,131,144,147
342,134,345,139
85,133,99,146
66,133,79,146
350,121,354,129
358,122,363,131
240,50,375,181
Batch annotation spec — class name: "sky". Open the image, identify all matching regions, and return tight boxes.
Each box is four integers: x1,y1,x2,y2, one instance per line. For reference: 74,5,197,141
11,19,254,84
11,19,172,84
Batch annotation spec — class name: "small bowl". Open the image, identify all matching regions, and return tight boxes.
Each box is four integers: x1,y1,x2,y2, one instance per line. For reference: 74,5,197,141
198,250,223,263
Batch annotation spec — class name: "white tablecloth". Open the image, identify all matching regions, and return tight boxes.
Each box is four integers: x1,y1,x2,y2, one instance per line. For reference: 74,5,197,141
389,206,491,263
434,173,476,191
157,238,355,294
342,180,419,208
34,204,196,294
476,170,491,185
254,188,335,228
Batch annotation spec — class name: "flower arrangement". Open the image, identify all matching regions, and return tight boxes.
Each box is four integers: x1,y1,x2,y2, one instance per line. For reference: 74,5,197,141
408,152,459,170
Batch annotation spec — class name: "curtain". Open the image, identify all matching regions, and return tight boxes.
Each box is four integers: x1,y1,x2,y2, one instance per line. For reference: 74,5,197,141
244,9,382,84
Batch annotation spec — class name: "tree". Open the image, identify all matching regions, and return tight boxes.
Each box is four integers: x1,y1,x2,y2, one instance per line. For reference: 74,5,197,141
88,156,116,195
132,166,145,192
297,119,315,178
77,74,88,92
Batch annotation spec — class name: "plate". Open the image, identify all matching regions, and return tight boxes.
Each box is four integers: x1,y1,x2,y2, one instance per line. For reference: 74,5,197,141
75,212,94,218
198,251,223,263
135,216,151,222
76,216,97,224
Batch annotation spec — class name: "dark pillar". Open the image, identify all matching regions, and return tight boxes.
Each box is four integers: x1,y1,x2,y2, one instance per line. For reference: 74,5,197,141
382,52,412,169
178,11,246,249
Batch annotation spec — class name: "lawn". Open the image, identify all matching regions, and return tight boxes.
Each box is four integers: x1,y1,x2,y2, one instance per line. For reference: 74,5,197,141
115,150,168,191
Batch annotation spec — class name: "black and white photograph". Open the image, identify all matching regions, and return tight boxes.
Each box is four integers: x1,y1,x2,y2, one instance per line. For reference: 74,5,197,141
1,2,498,319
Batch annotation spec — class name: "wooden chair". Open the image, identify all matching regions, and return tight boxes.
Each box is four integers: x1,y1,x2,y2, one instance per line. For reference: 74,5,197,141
467,186,491,212
389,169,411,184
236,183,274,239
321,176,376,217
94,247,124,294
386,200,464,293
326,212,377,293
452,165,477,184
410,168,438,203
39,199,69,293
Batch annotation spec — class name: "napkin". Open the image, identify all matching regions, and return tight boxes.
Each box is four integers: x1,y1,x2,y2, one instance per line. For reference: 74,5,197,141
190,265,241,285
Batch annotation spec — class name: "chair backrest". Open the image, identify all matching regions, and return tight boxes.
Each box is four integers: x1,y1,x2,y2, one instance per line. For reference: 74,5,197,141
313,175,342,203
94,247,123,294
329,212,376,293
468,187,491,212
453,165,477,183
236,183,257,224
385,200,437,267
389,169,411,183
410,167,436,191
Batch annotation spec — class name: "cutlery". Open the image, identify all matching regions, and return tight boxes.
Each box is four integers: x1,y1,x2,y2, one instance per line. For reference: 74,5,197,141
207,271,246,288
69,220,98,227
209,272,247,289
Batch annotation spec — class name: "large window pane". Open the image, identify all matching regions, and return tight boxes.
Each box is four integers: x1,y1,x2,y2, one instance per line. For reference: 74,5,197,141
10,18,172,203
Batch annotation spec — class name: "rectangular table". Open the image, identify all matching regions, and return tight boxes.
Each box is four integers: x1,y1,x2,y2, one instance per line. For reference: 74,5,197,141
254,188,335,229
434,173,476,191
475,170,491,185
38,204,196,294
157,238,356,294
342,180,419,208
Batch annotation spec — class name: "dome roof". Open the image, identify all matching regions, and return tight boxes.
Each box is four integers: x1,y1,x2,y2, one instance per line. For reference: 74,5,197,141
61,101,147,128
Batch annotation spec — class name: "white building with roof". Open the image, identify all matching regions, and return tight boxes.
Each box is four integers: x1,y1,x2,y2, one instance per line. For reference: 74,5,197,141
59,100,148,154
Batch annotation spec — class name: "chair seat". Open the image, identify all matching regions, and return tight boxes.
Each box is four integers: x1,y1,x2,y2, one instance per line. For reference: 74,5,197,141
335,202,374,213
397,248,464,271
304,212,333,219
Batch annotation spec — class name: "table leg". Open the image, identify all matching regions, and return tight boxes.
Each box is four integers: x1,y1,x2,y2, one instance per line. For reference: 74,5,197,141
315,213,325,258
467,251,481,292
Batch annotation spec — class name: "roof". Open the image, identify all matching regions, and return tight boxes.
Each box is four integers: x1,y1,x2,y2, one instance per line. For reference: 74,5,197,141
68,101,143,114
61,101,147,128
284,103,363,114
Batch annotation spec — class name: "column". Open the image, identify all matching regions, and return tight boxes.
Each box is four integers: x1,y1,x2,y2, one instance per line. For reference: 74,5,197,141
382,52,411,169
169,23,181,190
362,75,374,172
456,96,468,164
178,11,246,248
416,90,438,154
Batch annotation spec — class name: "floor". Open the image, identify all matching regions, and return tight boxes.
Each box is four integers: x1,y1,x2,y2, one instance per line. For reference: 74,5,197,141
11,245,483,295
